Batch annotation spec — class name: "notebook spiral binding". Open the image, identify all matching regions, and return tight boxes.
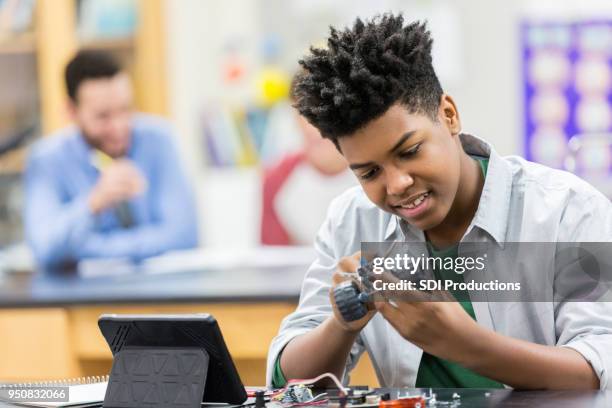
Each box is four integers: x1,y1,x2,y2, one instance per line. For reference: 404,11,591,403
0,375,109,388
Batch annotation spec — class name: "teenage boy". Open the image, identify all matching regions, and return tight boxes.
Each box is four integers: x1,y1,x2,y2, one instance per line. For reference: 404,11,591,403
267,14,612,389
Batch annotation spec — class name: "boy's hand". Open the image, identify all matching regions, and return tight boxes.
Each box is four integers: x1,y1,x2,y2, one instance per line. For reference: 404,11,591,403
329,251,377,333
374,272,483,364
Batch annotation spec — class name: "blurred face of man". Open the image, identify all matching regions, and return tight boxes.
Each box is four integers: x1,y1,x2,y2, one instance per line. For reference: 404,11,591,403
69,72,133,158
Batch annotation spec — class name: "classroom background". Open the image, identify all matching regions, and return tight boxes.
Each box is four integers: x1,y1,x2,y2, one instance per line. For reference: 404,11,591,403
0,0,611,252
0,0,611,387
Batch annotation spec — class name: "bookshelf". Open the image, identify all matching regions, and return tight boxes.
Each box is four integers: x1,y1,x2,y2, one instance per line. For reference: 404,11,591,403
80,36,135,51
34,0,168,135
0,32,35,54
0,0,168,165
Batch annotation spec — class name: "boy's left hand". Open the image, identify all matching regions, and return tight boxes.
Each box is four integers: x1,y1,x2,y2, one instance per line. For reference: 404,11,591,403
373,272,485,365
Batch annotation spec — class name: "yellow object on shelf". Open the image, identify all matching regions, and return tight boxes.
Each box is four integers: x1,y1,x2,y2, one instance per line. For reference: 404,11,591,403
255,66,290,107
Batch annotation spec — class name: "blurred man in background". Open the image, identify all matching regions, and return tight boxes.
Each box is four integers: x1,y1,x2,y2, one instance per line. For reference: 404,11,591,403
24,50,198,268
261,77,355,245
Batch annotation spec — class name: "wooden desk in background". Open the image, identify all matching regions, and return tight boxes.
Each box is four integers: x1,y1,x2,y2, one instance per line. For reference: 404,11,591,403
0,252,378,386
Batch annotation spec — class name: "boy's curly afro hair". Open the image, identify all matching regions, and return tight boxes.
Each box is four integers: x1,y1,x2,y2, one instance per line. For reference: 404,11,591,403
293,13,443,143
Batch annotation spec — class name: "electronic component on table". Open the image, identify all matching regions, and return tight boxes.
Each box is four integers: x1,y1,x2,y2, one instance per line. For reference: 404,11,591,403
268,372,465,408
379,395,425,408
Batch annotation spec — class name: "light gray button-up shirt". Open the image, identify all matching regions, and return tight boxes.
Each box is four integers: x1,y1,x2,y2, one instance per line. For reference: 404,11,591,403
266,133,612,389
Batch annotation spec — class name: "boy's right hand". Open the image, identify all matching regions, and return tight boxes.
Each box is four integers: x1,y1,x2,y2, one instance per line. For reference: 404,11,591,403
329,251,377,333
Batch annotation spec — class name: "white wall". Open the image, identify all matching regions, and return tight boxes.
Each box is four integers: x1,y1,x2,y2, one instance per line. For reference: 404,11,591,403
167,0,612,246
164,0,262,247
446,0,521,156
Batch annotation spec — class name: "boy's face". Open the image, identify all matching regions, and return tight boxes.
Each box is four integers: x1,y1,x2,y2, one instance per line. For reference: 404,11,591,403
338,96,462,231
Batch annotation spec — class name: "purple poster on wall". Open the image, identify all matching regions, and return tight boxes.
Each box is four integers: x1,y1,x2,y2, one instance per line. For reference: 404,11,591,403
522,20,612,197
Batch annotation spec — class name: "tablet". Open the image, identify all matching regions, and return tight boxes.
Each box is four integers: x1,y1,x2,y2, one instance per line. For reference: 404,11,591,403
98,313,247,405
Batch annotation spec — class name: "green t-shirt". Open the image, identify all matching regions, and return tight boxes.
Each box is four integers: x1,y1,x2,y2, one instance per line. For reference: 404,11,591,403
415,157,502,388
272,350,287,387
273,158,500,389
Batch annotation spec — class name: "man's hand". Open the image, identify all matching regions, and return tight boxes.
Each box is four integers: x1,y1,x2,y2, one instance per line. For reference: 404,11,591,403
88,159,147,214
374,270,600,389
373,271,482,365
376,299,482,362
329,251,377,333
280,251,375,383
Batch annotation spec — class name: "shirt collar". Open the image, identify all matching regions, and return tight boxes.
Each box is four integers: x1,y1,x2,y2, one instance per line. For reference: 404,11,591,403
67,127,94,165
384,133,512,246
384,215,399,240
69,125,135,164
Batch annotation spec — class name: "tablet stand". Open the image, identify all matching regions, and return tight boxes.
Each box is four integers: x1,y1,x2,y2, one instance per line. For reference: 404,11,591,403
103,347,209,408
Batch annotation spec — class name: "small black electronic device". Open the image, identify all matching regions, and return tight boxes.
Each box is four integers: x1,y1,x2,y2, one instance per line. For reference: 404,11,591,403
98,313,247,407
333,263,377,322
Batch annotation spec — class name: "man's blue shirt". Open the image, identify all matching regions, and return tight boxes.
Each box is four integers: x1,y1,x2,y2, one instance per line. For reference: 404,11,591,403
24,114,198,267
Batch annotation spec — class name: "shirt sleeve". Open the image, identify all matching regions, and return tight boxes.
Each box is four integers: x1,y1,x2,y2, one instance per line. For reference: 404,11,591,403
556,188,612,390
265,201,366,387
76,129,199,261
23,146,96,267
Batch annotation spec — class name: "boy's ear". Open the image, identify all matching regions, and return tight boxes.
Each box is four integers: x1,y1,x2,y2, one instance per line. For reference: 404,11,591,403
439,94,461,135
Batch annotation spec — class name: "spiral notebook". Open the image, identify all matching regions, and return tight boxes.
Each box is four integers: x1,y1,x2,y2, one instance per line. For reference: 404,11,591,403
0,376,108,408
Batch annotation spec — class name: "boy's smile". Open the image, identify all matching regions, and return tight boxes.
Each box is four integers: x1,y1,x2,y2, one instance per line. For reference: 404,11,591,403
338,96,481,239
